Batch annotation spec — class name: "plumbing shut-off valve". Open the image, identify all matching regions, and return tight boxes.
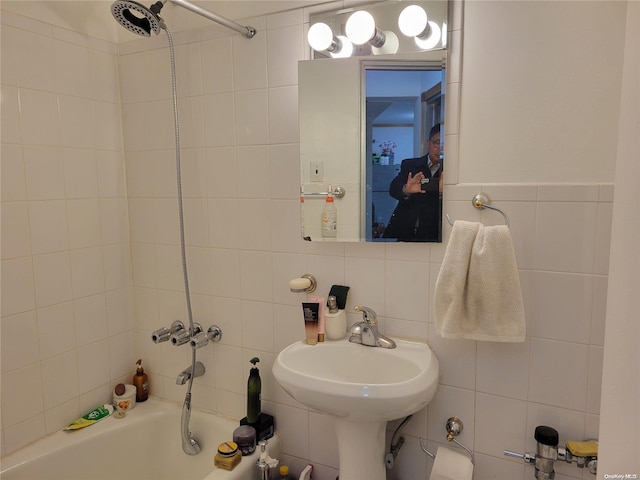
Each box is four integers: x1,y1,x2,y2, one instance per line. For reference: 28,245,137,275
504,425,598,479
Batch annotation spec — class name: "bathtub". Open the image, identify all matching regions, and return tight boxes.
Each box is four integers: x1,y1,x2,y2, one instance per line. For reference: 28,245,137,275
0,397,280,480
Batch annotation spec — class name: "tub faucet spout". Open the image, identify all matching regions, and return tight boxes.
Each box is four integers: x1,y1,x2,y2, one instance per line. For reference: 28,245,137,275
176,361,205,385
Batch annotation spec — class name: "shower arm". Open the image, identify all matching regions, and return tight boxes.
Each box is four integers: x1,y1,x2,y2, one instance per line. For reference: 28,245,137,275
166,0,256,38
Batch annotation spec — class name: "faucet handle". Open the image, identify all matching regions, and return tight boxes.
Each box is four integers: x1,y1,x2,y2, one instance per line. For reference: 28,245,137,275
354,305,377,324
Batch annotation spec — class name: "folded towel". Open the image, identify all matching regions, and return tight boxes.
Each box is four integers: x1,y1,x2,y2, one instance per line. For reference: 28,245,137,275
434,220,525,342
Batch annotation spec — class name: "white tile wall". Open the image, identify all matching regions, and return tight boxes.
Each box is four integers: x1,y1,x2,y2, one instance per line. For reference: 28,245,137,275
0,4,621,480
0,11,132,455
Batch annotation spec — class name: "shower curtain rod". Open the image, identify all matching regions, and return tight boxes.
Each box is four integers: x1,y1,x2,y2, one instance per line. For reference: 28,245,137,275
168,0,256,38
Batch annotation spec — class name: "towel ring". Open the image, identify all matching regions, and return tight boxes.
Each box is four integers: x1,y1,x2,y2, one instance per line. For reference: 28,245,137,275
445,193,510,227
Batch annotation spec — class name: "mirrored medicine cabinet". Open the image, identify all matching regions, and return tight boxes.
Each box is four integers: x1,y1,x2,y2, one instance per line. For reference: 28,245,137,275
299,0,451,242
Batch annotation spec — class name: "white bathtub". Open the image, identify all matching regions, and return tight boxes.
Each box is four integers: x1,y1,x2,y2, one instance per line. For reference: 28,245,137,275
0,398,280,480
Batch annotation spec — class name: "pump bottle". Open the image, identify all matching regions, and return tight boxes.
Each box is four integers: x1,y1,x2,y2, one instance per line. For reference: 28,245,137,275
133,359,149,402
247,357,261,424
325,295,347,340
321,192,337,238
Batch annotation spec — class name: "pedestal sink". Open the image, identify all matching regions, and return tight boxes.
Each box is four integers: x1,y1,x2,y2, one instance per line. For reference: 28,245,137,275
272,338,439,480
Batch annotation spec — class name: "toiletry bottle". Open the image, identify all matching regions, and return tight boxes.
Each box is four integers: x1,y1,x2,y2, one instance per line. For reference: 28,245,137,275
247,357,261,424
325,295,347,340
321,192,337,238
302,303,319,345
279,465,293,479
133,359,149,402
310,295,326,342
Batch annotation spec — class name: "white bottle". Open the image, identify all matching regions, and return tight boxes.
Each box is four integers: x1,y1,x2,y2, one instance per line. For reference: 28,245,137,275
321,193,337,239
324,295,347,340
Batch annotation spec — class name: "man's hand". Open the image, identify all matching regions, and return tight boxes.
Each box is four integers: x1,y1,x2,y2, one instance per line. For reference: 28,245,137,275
403,171,426,194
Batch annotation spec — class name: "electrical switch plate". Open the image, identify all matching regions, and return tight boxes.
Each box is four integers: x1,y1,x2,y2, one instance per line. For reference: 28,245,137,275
310,161,323,182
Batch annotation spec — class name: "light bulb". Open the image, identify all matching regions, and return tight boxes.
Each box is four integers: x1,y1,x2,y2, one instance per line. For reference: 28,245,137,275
307,22,334,52
345,10,376,45
414,21,441,50
372,31,398,55
330,35,353,58
398,5,428,37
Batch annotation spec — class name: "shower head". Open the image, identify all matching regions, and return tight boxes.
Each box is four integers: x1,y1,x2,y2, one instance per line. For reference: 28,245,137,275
111,0,163,36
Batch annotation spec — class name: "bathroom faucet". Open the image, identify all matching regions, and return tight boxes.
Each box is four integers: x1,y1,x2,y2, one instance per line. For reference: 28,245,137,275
176,361,205,385
349,305,396,348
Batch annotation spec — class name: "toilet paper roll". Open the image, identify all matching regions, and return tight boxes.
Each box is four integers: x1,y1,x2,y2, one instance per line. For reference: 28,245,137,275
430,445,473,480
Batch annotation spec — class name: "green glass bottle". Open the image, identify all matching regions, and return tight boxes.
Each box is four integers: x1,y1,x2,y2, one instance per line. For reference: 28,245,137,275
247,357,261,424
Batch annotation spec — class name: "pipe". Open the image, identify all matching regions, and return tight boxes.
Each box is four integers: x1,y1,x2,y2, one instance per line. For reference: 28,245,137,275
169,0,256,38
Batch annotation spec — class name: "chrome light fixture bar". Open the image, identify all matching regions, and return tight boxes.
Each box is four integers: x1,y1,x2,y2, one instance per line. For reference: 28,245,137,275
307,1,447,58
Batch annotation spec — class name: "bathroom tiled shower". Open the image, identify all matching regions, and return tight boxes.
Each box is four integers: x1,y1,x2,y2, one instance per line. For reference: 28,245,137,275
0,3,624,479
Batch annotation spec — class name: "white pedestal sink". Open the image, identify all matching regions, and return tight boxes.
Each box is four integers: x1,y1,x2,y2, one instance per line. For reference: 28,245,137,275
272,338,439,480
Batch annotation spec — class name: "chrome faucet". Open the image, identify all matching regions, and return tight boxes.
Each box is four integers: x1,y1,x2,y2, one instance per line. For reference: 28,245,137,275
176,361,205,385
349,305,396,348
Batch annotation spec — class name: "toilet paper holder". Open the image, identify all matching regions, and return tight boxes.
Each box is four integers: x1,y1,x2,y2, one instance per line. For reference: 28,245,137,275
420,417,474,464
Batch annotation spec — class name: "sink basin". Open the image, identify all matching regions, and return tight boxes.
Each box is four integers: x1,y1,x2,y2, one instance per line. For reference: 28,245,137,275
273,337,439,480
273,338,439,422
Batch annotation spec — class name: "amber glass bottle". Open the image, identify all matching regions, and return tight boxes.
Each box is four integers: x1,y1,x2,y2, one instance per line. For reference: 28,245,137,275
133,359,149,402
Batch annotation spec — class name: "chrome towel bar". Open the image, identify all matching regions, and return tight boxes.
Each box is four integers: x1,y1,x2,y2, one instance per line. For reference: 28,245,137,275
446,192,510,227
301,186,346,199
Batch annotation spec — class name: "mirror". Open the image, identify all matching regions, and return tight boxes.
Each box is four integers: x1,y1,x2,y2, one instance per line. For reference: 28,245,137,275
299,1,448,242
365,64,444,242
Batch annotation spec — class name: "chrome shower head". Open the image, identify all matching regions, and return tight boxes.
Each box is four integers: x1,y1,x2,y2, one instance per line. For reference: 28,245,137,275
111,0,163,36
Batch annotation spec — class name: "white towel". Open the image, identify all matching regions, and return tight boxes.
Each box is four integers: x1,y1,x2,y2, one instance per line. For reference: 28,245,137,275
434,220,525,342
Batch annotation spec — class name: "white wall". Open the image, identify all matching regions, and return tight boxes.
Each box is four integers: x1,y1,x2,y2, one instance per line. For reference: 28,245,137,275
0,8,133,454
598,1,640,476
459,1,626,185
1,1,635,479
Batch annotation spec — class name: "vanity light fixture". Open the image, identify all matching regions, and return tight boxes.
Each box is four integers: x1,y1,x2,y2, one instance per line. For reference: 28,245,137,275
307,1,447,58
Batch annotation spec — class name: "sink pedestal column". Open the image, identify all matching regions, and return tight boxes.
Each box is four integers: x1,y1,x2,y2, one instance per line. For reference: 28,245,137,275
332,418,387,480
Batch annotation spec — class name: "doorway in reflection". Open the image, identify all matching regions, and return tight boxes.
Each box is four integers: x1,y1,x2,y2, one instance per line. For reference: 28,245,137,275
365,67,444,242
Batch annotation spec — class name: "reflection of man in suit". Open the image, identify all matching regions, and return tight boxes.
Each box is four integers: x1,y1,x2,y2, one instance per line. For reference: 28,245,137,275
383,124,442,242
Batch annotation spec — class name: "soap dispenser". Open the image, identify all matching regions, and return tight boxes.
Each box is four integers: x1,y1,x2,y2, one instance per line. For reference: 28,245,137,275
247,357,261,424
133,359,149,402
325,295,347,340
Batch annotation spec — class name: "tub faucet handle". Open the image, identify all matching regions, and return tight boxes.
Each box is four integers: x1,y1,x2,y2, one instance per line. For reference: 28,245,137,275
190,325,222,349
151,320,184,343
171,323,202,346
